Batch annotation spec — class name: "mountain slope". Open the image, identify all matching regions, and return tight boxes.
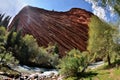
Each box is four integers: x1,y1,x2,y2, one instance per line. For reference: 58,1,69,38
8,6,93,56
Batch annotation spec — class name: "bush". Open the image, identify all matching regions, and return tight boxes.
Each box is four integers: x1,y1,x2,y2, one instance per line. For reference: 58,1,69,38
4,30,59,68
58,49,89,79
0,20,59,68
0,52,19,66
34,45,59,68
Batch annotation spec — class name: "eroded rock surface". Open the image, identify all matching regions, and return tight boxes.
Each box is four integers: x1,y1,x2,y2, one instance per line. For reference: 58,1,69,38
8,6,93,56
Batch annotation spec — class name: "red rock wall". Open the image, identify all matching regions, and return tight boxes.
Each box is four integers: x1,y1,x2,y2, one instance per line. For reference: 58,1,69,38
8,6,93,56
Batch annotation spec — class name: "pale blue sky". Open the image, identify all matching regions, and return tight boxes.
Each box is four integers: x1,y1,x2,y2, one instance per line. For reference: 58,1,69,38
0,0,115,21
24,0,92,12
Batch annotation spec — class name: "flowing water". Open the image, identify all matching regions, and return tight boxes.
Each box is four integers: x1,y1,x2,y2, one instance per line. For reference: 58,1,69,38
13,65,58,75
13,61,104,74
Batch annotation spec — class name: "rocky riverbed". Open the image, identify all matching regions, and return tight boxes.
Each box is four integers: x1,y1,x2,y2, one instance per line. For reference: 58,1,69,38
0,72,63,80
0,65,63,80
0,61,104,80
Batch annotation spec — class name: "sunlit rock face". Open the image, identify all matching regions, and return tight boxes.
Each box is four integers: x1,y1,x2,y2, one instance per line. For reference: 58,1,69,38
8,6,93,56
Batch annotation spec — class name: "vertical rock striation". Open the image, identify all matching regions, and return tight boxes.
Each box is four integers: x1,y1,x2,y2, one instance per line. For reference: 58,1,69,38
8,6,93,56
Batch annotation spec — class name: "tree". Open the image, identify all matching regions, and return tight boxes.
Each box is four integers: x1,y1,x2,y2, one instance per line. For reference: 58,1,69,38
0,51,19,67
0,14,11,28
90,0,120,16
0,26,19,67
0,27,6,43
5,30,14,50
58,49,89,79
21,34,38,63
4,28,59,68
0,13,19,67
34,44,59,68
88,16,117,65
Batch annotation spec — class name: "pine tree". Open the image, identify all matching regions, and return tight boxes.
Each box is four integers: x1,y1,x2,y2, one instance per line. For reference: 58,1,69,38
0,14,11,28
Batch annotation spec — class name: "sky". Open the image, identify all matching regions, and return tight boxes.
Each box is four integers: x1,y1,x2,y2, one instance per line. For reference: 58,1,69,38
0,0,115,22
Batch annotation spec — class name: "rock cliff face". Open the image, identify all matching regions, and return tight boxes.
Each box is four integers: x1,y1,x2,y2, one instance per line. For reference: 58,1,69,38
8,6,93,56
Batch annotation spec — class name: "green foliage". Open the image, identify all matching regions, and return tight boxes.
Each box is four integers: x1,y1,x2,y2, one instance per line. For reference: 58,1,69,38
91,0,120,16
0,26,19,67
54,43,59,54
0,14,11,28
34,44,59,67
0,27,6,44
88,16,119,65
88,16,113,53
5,30,14,50
0,26,6,36
0,66,20,78
5,32,41,64
58,49,89,79
84,66,120,80
0,52,19,66
21,34,38,62
4,30,59,67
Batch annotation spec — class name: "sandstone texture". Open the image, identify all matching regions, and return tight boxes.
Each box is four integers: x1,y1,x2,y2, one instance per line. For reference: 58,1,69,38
8,6,93,56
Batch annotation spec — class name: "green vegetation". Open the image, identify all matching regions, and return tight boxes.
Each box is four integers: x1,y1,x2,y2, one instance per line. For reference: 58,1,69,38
88,16,120,66
0,14,11,28
91,0,120,16
83,63,120,80
57,15,120,80
0,13,59,70
0,66,20,78
4,28,59,68
0,5,120,79
0,14,19,77
0,18,18,67
58,49,90,79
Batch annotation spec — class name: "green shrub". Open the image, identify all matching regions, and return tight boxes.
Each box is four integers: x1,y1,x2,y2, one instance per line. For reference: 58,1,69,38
34,44,59,67
0,51,19,67
58,49,89,79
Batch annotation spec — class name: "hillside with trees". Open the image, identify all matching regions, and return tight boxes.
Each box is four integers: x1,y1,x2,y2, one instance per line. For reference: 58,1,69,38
0,1,120,79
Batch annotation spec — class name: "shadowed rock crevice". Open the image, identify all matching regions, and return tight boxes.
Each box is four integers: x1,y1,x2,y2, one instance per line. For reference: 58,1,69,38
8,6,93,56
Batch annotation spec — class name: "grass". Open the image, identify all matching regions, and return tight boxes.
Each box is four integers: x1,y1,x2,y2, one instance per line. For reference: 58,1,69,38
89,68,120,80
83,61,120,80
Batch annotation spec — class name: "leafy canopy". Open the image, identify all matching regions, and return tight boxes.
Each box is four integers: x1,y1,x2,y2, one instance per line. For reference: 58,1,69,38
91,0,120,16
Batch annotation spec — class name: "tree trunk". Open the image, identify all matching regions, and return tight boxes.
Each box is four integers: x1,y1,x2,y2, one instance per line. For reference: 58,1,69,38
107,53,111,66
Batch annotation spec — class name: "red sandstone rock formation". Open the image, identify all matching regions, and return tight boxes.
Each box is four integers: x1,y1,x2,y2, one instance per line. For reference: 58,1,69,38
8,6,93,56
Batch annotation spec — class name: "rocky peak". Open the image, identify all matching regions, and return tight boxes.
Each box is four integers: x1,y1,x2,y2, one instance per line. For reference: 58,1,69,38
8,6,94,56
